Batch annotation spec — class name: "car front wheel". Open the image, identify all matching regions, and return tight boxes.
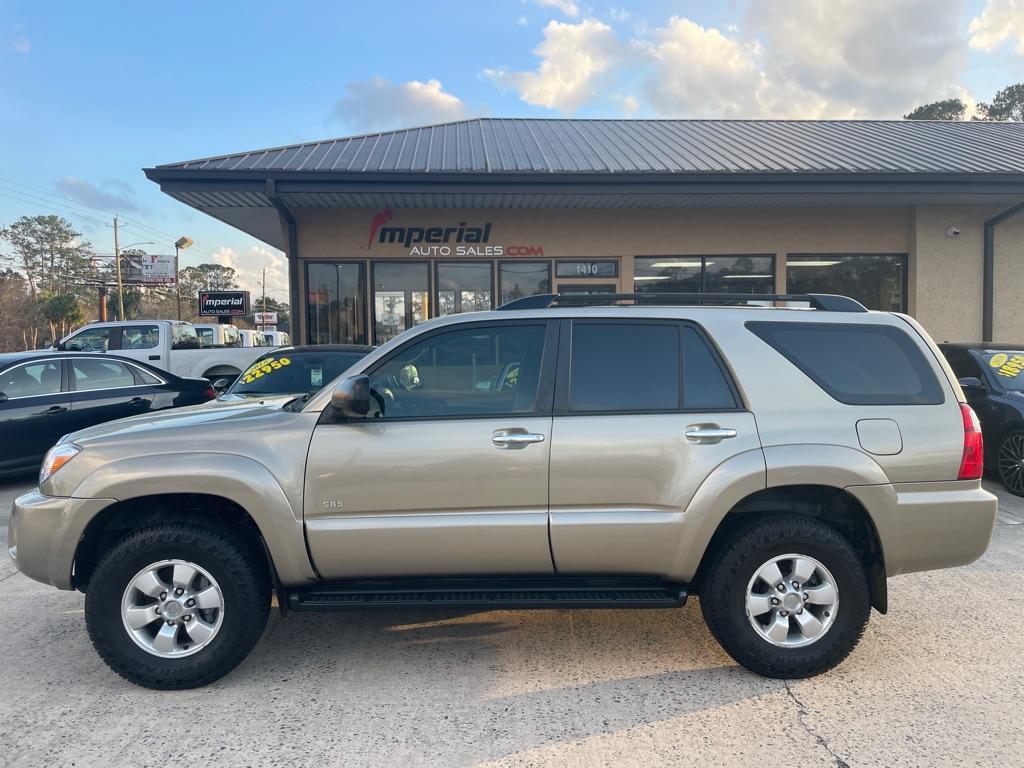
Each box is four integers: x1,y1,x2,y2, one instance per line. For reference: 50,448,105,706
700,515,870,679
84,521,270,689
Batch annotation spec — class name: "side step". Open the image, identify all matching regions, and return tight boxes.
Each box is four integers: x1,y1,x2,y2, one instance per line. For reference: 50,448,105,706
288,576,688,612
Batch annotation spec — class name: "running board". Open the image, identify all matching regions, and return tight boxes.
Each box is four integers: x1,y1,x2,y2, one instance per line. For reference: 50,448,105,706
288,577,688,611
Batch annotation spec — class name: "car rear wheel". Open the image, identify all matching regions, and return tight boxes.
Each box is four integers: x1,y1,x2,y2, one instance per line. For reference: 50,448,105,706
997,430,1024,497
85,521,270,689
700,515,870,679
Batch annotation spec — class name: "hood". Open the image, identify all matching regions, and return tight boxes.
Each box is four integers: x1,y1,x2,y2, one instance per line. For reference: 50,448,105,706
67,396,297,446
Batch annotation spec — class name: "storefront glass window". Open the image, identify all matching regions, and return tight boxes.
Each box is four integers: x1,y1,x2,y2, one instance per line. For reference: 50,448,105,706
634,256,773,294
499,262,551,305
373,262,430,344
306,262,367,345
786,254,906,311
437,262,493,316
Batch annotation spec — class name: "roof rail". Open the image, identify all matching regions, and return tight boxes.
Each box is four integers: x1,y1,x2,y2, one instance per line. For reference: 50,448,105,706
496,292,868,312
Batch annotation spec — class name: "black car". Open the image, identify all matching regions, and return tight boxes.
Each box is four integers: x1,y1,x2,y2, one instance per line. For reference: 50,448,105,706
940,342,1024,496
0,352,215,478
222,344,374,400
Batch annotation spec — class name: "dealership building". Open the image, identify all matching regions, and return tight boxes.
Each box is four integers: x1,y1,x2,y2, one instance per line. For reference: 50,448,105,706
145,118,1024,345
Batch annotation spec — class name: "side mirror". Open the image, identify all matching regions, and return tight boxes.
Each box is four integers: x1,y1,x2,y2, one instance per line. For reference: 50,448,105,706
958,376,985,394
212,377,233,393
330,375,370,418
0,392,7,403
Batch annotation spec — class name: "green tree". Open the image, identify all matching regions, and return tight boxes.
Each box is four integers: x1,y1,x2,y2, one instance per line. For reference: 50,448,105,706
40,293,84,341
0,215,95,298
106,288,144,320
904,98,966,121
178,263,239,295
977,83,1024,121
0,269,46,351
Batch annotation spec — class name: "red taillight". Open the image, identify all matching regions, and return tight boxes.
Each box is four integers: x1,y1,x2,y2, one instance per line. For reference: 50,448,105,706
203,386,216,401
958,402,984,480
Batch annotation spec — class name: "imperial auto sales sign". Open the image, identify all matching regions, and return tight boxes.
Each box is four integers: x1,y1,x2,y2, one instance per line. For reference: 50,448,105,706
198,291,250,317
366,209,543,257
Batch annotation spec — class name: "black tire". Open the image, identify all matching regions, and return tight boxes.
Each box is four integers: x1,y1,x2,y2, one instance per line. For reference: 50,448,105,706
85,521,270,690
700,515,870,679
997,430,1024,497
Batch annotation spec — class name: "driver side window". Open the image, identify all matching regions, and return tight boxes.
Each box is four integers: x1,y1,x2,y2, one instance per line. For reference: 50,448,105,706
368,324,547,419
64,327,110,352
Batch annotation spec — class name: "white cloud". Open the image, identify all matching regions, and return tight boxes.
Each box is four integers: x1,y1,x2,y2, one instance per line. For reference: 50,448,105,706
536,0,579,17
11,36,30,54
637,1,968,119
485,19,622,113
969,0,1024,54
333,77,468,132
211,245,289,299
517,16,528,26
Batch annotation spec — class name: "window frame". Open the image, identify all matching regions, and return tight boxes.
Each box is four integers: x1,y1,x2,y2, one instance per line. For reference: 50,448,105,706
746,320,945,406
0,358,68,399
321,318,560,424
434,259,496,317
305,260,370,346
633,255,776,295
785,253,908,312
553,318,743,416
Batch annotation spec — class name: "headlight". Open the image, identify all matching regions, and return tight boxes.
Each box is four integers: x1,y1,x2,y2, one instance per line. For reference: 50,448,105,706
39,443,82,485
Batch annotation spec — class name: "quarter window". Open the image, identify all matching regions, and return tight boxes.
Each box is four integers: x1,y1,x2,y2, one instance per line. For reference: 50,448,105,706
568,323,681,412
368,324,547,419
683,327,738,410
72,359,138,391
0,361,62,398
748,321,943,405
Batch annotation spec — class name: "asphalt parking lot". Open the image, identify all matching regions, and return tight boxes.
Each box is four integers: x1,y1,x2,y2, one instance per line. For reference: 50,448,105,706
1,477,1023,768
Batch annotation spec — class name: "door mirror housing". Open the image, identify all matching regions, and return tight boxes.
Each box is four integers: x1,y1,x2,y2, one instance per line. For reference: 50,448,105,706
212,377,233,393
330,375,371,418
0,391,7,403
958,376,985,395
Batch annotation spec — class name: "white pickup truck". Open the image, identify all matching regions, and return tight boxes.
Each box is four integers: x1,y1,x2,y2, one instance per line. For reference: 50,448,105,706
55,320,265,380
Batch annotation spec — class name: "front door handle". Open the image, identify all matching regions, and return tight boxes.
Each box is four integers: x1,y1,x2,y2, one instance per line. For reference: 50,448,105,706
42,405,68,416
684,425,737,443
148,355,160,361
492,429,545,449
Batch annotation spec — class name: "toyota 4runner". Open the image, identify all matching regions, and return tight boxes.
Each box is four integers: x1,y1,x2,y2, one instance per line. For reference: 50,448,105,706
8,293,997,689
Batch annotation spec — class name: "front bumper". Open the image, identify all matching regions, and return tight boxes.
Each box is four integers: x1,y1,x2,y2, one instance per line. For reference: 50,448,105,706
848,480,998,577
8,490,116,590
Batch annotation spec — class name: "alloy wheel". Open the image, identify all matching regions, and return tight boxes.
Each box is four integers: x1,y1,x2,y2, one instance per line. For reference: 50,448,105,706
744,553,839,648
998,432,1024,495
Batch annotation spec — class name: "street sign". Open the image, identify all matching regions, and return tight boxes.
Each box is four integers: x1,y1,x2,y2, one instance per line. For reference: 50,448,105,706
254,311,278,325
122,253,176,285
198,290,250,317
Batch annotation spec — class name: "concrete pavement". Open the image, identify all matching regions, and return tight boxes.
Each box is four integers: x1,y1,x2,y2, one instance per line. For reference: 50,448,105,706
1,477,1022,767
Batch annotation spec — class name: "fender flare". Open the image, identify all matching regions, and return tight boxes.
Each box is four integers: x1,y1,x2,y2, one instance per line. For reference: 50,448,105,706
72,452,317,585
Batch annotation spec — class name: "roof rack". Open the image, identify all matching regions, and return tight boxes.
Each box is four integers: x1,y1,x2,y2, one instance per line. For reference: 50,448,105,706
496,292,868,312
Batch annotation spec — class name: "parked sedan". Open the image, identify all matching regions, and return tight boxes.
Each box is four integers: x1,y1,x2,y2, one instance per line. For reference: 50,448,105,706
221,345,374,401
0,352,214,478
940,342,1024,496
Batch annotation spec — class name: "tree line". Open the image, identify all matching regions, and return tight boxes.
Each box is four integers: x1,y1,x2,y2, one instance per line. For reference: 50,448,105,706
0,214,289,352
905,82,1024,121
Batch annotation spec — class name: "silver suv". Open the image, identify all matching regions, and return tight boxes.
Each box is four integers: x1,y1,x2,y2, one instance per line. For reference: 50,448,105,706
8,293,997,689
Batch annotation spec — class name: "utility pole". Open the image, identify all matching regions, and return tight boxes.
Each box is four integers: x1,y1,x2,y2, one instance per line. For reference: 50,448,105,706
112,215,125,321
260,268,266,332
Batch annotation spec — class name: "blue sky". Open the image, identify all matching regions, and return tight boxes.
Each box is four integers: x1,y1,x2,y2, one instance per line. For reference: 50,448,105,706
1,0,1021,298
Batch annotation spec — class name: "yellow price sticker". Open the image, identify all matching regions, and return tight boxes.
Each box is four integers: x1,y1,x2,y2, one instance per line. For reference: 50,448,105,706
241,356,291,384
990,353,1009,368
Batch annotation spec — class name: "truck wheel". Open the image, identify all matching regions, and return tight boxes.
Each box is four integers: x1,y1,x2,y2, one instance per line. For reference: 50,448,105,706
84,521,270,690
700,515,870,679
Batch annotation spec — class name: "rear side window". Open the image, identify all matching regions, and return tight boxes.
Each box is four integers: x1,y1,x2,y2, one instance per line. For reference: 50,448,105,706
747,321,944,405
683,327,737,410
569,323,680,412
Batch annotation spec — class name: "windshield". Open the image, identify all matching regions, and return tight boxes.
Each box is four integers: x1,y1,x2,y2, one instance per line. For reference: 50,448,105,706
980,350,1024,390
228,350,368,396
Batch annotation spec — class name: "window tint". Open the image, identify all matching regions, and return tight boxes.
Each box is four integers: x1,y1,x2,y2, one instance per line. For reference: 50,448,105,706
171,324,200,350
119,325,159,350
368,324,547,418
748,322,944,405
684,327,737,410
0,361,62,398
72,359,137,391
135,368,162,385
569,323,680,412
941,347,982,380
64,327,109,352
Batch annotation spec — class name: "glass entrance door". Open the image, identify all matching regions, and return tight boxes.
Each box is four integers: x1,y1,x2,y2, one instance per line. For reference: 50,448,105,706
372,262,430,344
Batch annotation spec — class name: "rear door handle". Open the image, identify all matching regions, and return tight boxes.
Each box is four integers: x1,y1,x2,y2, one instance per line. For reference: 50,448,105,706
492,429,546,449
684,426,737,443
42,405,67,415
